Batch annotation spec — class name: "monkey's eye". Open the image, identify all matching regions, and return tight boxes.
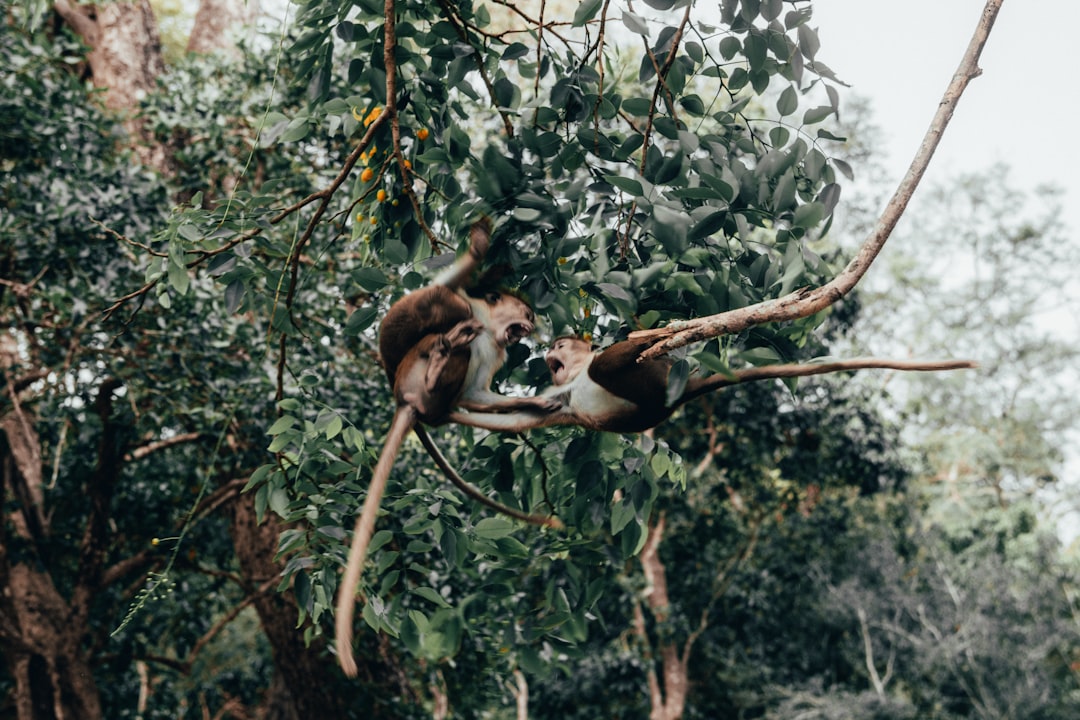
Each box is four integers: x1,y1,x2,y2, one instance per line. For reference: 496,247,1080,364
484,291,501,304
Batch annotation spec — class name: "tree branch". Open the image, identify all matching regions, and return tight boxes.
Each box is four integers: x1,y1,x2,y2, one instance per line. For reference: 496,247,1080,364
630,0,1006,358
123,431,203,462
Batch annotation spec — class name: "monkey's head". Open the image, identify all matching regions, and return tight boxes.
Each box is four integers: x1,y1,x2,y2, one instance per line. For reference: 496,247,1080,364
546,336,592,386
469,291,535,347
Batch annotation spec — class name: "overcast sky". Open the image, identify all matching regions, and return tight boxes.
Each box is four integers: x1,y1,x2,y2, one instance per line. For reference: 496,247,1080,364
811,0,1079,232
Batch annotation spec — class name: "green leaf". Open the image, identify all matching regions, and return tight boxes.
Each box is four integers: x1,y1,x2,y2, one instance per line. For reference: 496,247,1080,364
621,11,649,36
719,36,741,61
573,0,603,26
622,97,653,116
268,486,290,518
740,347,783,365
267,416,295,435
665,359,689,407
792,201,826,230
689,210,727,241
610,499,636,535
654,154,683,185
224,278,245,314
684,40,704,64
167,260,190,296
281,116,310,144
593,283,634,302
474,517,515,539
802,106,833,125
502,42,529,60
604,175,644,197
344,304,378,335
776,86,798,117
413,587,452,608
798,24,820,60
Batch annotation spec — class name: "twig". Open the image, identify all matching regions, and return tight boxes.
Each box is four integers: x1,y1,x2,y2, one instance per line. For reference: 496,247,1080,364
124,431,203,462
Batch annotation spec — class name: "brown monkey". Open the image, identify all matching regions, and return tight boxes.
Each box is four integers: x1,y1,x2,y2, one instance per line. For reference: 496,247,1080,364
450,336,977,434
375,219,559,415
336,223,559,677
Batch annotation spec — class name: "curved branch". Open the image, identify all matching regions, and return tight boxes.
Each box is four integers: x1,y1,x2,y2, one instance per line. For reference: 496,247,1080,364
630,0,1006,359
414,427,562,528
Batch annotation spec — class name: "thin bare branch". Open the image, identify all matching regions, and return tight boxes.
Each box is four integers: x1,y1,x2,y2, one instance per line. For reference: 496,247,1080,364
124,432,203,462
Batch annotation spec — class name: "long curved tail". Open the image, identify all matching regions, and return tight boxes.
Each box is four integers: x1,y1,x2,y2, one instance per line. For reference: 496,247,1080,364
335,405,415,678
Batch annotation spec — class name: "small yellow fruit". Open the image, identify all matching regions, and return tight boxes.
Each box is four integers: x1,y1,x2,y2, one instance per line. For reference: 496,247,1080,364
377,189,388,202
361,167,374,183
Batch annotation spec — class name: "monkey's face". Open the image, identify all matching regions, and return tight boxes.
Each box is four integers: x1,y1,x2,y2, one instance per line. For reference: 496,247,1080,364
474,292,535,347
546,337,591,386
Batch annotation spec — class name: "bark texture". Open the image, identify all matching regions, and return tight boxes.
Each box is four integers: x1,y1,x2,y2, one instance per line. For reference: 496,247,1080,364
227,496,351,719
53,0,168,170
188,0,258,55
1,338,106,719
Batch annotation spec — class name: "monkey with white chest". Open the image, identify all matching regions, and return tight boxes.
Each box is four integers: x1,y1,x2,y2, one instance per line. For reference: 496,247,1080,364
335,221,560,677
450,336,977,434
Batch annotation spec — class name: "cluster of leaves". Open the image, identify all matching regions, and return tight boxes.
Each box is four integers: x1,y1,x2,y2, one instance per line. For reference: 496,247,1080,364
196,0,863,667
0,10,276,715
271,0,850,345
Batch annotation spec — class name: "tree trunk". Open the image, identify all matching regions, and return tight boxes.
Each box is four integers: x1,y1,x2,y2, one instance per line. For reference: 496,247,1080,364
1,336,105,719
228,495,350,719
52,0,169,170
0,564,104,720
188,0,258,55
637,513,689,720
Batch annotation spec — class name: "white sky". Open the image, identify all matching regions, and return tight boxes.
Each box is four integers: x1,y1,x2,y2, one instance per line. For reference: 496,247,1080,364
811,0,1080,540
812,0,1080,232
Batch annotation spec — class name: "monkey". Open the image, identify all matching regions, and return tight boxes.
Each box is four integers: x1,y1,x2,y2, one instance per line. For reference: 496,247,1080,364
336,221,560,677
449,336,977,434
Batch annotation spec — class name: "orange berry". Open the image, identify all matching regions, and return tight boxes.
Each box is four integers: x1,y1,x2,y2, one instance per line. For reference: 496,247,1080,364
417,128,430,141
376,189,388,202
361,167,374,183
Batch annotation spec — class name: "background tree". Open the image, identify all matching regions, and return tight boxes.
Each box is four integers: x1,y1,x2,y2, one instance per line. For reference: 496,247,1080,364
6,1,1065,719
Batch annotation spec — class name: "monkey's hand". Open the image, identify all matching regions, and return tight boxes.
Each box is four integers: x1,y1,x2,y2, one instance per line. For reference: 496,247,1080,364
443,318,484,349
513,396,564,413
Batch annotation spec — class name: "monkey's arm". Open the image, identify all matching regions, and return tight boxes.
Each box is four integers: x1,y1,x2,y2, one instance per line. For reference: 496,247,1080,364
456,388,563,414
449,407,581,432
432,219,491,289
